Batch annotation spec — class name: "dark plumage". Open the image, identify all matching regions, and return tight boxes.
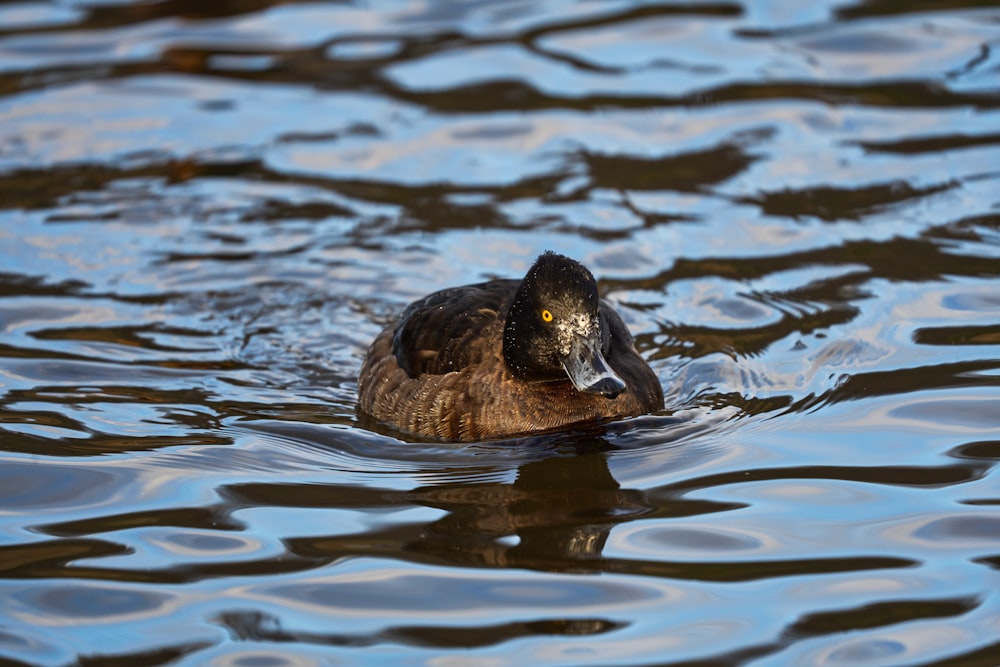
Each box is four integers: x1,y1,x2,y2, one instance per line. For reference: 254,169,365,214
357,251,663,441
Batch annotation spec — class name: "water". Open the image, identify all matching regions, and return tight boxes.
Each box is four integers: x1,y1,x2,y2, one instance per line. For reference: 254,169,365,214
1,1,999,665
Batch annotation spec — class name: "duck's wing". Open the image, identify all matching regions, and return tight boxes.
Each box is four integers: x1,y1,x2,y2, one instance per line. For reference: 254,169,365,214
599,300,664,411
393,279,517,378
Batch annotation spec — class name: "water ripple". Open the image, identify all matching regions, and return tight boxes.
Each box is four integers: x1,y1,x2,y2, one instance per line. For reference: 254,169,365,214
2,1,1000,665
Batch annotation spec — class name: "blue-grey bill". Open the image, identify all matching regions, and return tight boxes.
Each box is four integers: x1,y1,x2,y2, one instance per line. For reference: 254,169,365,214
562,335,626,399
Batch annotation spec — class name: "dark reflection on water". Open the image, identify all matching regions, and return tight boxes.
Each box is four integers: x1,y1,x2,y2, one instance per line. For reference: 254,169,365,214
2,0,1000,665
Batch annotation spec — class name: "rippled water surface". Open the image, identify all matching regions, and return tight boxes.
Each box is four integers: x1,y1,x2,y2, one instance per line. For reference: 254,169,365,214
2,1,1000,665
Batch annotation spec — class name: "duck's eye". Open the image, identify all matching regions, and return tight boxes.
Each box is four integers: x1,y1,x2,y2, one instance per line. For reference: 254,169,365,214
541,309,553,323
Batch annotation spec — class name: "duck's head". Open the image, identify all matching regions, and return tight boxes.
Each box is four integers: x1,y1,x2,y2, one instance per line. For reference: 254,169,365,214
503,251,625,398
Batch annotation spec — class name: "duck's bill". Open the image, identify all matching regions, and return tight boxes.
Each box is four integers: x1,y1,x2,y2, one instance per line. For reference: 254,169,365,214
562,335,626,399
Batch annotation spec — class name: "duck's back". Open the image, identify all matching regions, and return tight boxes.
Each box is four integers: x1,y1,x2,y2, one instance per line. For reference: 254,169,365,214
391,280,517,378
358,280,517,440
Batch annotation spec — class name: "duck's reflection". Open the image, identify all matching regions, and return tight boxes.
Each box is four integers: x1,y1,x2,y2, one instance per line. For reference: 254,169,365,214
223,419,740,575
407,441,645,569
235,433,655,572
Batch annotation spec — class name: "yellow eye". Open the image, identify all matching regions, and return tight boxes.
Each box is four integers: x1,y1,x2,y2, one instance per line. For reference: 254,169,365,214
541,309,553,322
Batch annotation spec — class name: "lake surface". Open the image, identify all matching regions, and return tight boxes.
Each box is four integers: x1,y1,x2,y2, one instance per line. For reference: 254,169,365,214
2,1,1000,665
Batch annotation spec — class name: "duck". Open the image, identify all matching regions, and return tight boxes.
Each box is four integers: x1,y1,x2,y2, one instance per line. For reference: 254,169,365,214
357,251,663,441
